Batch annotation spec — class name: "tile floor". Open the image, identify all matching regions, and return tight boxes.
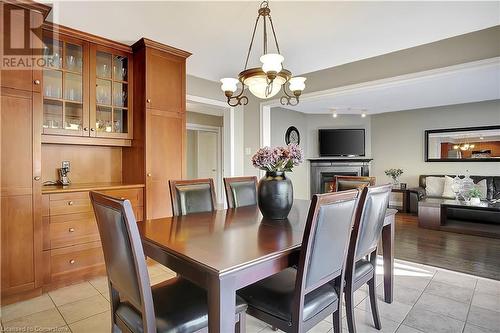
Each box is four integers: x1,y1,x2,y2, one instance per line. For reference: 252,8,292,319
1,258,499,333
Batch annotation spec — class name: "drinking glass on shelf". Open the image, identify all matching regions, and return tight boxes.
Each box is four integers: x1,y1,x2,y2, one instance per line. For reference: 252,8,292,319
67,55,75,71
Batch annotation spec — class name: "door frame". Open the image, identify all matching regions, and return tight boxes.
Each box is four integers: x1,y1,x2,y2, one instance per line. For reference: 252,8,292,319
186,123,223,205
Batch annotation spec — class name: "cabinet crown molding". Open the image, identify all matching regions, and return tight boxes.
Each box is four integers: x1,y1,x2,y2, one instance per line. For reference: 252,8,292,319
2,0,52,19
42,21,133,53
132,38,191,59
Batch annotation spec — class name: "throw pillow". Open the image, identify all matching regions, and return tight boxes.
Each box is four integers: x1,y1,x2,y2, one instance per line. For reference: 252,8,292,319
442,176,456,198
475,179,487,199
426,176,445,197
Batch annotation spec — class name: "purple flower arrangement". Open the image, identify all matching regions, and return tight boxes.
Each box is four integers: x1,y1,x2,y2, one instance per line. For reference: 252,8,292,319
252,144,304,172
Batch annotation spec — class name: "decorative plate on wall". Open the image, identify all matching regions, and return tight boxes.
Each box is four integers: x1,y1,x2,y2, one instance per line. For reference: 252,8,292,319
285,126,300,145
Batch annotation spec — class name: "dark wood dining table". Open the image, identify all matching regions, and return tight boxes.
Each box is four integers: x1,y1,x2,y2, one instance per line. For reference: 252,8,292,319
138,200,396,333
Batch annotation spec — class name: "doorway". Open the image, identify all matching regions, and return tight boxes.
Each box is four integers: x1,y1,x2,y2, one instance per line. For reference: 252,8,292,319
186,124,223,204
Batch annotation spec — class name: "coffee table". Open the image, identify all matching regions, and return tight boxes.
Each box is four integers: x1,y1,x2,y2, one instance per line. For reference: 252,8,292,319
418,198,500,237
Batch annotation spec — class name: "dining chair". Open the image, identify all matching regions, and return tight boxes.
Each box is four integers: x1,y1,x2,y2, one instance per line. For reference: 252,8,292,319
169,178,217,216
344,184,392,333
224,176,258,208
89,191,247,333
334,176,376,192
238,189,360,333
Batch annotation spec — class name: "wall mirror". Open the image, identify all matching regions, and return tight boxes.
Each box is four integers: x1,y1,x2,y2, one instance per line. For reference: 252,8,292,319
425,125,500,162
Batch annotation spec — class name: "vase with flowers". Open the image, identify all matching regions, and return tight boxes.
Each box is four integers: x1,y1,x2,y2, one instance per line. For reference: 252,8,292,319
384,168,404,187
252,144,304,220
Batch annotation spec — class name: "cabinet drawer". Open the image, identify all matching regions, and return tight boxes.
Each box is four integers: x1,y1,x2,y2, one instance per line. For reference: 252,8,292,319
99,188,143,207
48,212,100,249
48,242,104,278
49,192,92,216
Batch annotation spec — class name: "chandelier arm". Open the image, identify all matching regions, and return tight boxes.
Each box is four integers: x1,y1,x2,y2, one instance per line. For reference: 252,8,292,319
280,83,299,106
226,83,249,107
244,15,262,70
268,15,281,54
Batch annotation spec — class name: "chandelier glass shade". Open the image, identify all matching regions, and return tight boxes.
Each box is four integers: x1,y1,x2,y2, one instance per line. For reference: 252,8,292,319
220,1,306,107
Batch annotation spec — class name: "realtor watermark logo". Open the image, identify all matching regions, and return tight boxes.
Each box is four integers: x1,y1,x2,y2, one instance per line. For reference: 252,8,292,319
1,3,55,70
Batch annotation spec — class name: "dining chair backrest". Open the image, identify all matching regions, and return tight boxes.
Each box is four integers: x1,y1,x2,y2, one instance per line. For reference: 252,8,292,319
335,176,376,192
224,176,258,208
352,184,392,260
293,190,360,320
89,191,156,332
169,179,217,216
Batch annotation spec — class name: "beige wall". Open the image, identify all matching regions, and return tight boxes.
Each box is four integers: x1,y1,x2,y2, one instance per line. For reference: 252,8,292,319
242,26,500,177
186,27,500,182
186,111,223,127
270,108,309,199
270,108,372,199
371,100,500,188
187,75,225,102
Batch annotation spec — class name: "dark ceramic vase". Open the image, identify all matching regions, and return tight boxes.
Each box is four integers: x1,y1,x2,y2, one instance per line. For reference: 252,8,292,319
257,171,293,220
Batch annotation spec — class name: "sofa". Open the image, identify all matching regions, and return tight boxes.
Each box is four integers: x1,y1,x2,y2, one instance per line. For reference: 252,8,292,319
409,175,500,224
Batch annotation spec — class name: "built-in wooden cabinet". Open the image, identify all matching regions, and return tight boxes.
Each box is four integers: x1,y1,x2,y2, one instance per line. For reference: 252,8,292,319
124,39,190,219
146,110,185,218
1,2,188,303
146,47,185,113
41,186,143,288
1,88,43,302
90,44,133,139
42,33,90,137
1,1,47,304
40,25,134,146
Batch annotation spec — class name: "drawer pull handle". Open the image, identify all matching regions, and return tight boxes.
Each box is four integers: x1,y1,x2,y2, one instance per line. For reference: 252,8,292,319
69,259,75,264
34,176,41,181
147,173,152,177
68,228,75,233
68,201,74,206
34,79,41,85
120,197,125,200
147,99,151,103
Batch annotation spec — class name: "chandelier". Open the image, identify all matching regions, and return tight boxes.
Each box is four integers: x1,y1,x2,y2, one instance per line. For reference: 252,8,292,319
220,1,306,107
453,143,476,151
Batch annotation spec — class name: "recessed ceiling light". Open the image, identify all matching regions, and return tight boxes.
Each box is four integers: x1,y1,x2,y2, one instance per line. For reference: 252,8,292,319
480,136,484,140
332,112,338,118
361,112,367,118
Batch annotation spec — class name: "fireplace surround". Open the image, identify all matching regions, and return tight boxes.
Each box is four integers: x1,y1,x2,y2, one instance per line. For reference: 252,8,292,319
309,158,372,195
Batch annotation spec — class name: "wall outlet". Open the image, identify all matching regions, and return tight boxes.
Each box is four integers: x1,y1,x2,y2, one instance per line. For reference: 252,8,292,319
245,148,252,155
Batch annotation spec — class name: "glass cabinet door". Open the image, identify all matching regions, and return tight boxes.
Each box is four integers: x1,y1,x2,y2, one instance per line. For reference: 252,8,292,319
91,46,131,139
42,35,88,136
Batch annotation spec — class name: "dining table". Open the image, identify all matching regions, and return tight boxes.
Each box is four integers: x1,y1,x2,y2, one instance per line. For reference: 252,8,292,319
138,200,396,333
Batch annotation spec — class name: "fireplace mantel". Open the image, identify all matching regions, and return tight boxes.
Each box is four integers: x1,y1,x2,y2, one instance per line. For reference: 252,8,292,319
309,158,372,195
308,158,373,163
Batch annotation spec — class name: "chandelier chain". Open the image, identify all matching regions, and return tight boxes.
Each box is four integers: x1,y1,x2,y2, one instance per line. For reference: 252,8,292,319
268,15,281,54
244,15,262,70
263,15,267,55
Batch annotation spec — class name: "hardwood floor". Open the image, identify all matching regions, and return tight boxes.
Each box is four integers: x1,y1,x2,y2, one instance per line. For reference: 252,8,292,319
393,213,500,280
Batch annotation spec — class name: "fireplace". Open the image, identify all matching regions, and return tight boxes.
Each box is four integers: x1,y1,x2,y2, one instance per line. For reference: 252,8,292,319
320,171,359,193
310,158,372,195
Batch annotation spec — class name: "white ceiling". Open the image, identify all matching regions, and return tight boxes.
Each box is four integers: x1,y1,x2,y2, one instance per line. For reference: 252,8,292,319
282,59,500,115
45,1,500,82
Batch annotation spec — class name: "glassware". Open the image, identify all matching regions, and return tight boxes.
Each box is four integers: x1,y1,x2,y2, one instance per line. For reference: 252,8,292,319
451,175,462,201
460,170,474,202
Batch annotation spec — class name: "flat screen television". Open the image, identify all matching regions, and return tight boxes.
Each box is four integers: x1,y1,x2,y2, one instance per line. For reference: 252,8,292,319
318,129,365,157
